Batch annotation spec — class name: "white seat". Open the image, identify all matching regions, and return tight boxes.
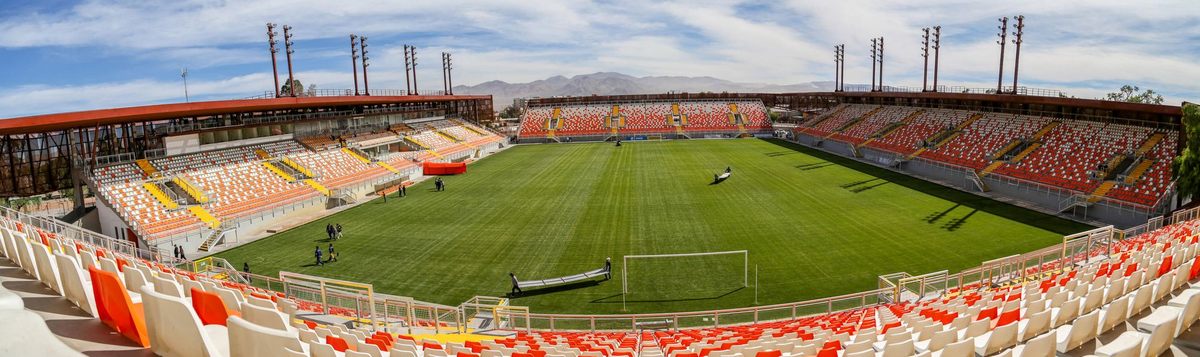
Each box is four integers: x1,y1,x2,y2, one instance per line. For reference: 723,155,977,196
123,266,151,295
241,301,289,331
30,242,62,295
211,285,245,314
1135,306,1180,357
227,316,308,357
1165,288,1200,336
153,275,186,298
878,338,913,357
1097,295,1130,335
141,286,229,357
1017,309,1050,342
930,338,972,357
958,318,989,340
842,349,874,357
52,253,96,317
1050,298,1081,328
1127,284,1153,316
973,320,1017,356
1094,332,1141,357
246,294,277,310
1055,309,1099,353
1008,331,1053,357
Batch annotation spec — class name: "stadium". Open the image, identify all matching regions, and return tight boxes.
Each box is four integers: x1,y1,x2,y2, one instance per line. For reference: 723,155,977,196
1,7,1200,357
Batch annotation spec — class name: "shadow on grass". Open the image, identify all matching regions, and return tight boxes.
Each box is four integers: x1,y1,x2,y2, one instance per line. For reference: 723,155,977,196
848,181,889,193
761,138,1094,235
942,209,979,231
764,151,798,157
841,178,882,188
926,204,961,223
507,280,604,299
796,162,834,170
588,287,745,304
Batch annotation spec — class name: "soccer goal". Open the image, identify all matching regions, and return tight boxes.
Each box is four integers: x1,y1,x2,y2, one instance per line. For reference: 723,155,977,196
622,250,748,307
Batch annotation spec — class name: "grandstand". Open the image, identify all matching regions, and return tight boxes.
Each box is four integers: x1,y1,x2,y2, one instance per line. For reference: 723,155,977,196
518,99,773,142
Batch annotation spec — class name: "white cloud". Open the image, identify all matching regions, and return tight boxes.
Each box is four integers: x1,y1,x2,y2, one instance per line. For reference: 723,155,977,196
0,0,1197,115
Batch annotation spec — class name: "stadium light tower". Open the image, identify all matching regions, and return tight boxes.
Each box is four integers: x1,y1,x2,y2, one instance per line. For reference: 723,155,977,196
404,45,414,95
873,38,883,92
835,44,844,92
996,17,1008,94
360,36,370,96
411,46,419,95
1011,15,1025,95
350,34,360,96
932,26,941,92
921,28,930,92
837,44,845,92
877,37,884,91
283,25,296,97
442,52,454,95
267,23,280,98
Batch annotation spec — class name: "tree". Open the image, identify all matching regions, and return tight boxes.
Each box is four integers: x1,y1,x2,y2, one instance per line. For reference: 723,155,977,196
1105,85,1164,105
499,105,524,119
280,79,303,96
1172,103,1200,201
307,84,317,97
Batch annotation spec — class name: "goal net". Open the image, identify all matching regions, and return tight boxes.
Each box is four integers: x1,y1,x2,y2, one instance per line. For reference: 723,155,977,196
623,250,748,302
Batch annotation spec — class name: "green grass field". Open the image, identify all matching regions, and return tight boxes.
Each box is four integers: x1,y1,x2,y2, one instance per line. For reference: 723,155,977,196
214,139,1091,314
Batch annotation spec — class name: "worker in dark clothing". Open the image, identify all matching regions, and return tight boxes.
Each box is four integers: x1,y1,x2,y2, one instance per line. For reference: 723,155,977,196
510,272,521,295
604,257,612,280
400,184,407,197
314,246,323,266
328,244,337,262
326,224,334,240
725,166,732,173
243,262,252,283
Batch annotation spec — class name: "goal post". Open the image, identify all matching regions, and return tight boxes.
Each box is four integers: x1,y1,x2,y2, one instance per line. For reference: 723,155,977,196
621,250,748,309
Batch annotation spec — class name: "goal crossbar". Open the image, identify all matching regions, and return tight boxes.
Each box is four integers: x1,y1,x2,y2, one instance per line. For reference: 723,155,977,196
622,250,748,294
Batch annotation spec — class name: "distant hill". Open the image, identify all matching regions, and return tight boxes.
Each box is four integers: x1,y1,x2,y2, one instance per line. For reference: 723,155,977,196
451,72,835,111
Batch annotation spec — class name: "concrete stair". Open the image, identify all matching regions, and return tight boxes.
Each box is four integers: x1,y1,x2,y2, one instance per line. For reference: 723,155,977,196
143,183,179,210
304,179,331,196
1088,181,1118,203
135,159,159,178
341,147,372,164
1008,142,1042,163
1135,133,1165,156
188,206,220,229
280,157,315,178
172,177,209,203
262,162,296,182
979,161,1006,177
1124,159,1156,184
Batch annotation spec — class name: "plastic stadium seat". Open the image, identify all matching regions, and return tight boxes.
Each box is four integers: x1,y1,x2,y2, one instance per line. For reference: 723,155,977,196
87,265,150,347
141,286,229,357
327,335,353,352
241,301,289,330
228,316,307,357
191,287,238,326
1055,310,1099,353
53,253,96,317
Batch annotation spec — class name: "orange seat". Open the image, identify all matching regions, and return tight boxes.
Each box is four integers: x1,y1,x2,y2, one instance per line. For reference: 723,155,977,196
996,309,1020,327
191,287,239,326
977,306,998,321
304,320,318,330
457,353,480,357
327,336,354,352
88,266,150,347
1157,256,1174,278
1190,257,1200,280
755,350,782,357
115,257,130,272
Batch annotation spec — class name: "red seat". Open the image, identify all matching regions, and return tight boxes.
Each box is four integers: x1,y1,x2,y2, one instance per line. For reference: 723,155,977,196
755,350,782,357
977,306,998,321
1158,256,1174,278
87,266,150,347
366,337,390,351
326,336,353,352
303,320,318,330
190,287,239,326
996,309,1020,327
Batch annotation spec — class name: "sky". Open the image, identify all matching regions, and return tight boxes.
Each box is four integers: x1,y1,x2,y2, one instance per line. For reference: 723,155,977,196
0,0,1197,117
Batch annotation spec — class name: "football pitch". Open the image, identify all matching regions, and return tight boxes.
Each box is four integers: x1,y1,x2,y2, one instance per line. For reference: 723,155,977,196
213,139,1092,314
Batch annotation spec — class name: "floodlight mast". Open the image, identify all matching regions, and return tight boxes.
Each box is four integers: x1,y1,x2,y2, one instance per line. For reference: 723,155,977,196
932,26,941,92
351,34,360,96
267,23,280,98
921,28,930,92
283,25,296,97
1011,15,1025,94
996,17,1008,94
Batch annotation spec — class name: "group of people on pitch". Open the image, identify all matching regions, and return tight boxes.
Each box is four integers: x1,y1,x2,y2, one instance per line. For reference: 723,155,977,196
314,243,339,266
325,223,343,240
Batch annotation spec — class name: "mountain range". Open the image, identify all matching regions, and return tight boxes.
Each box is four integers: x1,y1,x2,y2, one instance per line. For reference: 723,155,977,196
451,72,835,110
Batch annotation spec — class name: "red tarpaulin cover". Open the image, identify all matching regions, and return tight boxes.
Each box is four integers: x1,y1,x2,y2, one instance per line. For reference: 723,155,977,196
423,161,466,175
